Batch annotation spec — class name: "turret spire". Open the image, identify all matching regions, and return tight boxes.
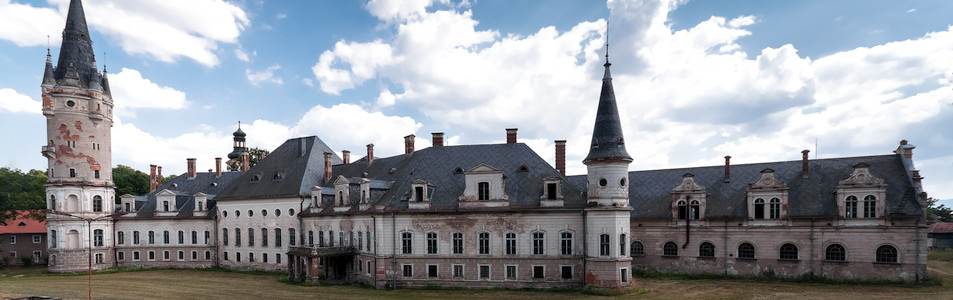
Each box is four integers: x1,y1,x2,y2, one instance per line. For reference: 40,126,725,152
53,0,97,87
583,28,631,164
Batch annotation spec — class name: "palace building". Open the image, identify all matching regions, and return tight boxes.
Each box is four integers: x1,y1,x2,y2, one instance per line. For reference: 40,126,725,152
43,0,928,291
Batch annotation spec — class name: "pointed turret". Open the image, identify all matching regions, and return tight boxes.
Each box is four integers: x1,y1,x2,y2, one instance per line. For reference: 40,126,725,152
583,57,632,164
42,49,56,86
53,0,97,87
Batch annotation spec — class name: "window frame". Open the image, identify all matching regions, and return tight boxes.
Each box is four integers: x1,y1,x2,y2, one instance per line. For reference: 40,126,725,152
825,244,846,262
779,243,799,260
662,241,678,257
698,242,715,258
737,242,755,259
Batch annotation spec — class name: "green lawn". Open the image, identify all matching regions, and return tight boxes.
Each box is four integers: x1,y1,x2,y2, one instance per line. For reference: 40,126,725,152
1,252,952,300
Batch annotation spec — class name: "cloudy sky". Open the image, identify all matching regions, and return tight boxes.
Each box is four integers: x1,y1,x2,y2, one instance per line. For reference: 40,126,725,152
0,0,950,204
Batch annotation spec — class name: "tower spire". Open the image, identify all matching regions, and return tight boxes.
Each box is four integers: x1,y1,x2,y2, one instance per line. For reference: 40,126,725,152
53,0,97,86
584,23,631,164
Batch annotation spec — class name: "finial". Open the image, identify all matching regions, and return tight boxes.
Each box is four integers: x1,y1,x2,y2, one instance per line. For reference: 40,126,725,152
103,52,107,73
605,20,610,65
238,121,241,129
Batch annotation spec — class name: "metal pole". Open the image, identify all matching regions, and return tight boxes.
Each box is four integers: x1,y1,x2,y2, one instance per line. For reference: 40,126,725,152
87,218,92,300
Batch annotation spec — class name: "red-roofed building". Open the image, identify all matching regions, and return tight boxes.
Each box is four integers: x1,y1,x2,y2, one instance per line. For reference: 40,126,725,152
0,211,47,266
929,222,953,250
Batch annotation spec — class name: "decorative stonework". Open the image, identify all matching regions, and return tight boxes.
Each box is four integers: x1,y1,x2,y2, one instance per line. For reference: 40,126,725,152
673,173,704,192
838,163,886,186
749,168,787,189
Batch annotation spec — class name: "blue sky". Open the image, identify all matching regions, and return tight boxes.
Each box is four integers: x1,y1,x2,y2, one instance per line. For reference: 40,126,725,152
0,0,951,205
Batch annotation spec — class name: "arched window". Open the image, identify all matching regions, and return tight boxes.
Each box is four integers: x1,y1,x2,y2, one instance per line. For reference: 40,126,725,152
876,245,898,263
50,230,57,248
779,243,798,260
599,234,610,256
338,191,344,206
478,232,490,254
401,232,413,254
630,241,644,257
663,241,678,257
262,228,268,246
560,232,573,255
247,228,254,247
689,200,700,220
845,196,858,218
50,195,56,211
533,232,545,255
93,196,103,212
289,228,296,246
329,231,334,247
163,231,170,244
428,232,438,254
308,230,314,246
362,190,367,203
738,243,755,259
234,228,240,247
864,195,877,218
677,200,687,220
357,231,363,251
825,244,846,261
505,233,517,255
754,198,765,219
177,231,184,244
769,198,781,219
222,228,228,246
699,242,715,257
275,228,282,247
248,210,253,217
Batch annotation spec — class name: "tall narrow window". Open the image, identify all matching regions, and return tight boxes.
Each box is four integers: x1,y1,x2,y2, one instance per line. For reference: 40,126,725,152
677,200,687,220
401,232,413,254
415,186,424,202
163,201,169,212
505,233,517,255
149,231,155,244
309,230,314,246
163,231,170,244
357,231,363,251
318,230,324,247
205,231,210,244
560,232,573,255
133,231,140,245
275,228,282,247
599,234,610,256
117,232,125,245
547,183,557,200
177,231,184,244
191,231,197,244
234,228,241,247
427,232,437,254
845,196,858,218
289,229,296,246
329,231,334,247
222,229,228,246
478,232,490,255
452,233,463,254
864,195,877,218
248,228,254,247
478,182,490,200
754,198,765,219
533,232,544,255
50,230,58,248
69,168,76,177
689,200,700,220
50,195,56,211
93,229,103,247
262,228,268,246
769,198,781,219
94,170,100,179
93,196,102,212
367,231,372,252
619,234,627,256
338,191,344,206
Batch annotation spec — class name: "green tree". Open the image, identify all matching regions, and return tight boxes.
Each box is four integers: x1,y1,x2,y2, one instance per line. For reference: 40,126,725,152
927,197,953,223
112,165,149,197
0,167,47,224
227,147,270,171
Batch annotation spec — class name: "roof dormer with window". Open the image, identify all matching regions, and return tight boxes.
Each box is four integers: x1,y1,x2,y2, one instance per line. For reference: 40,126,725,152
459,164,509,208
359,178,372,211
746,168,789,224
540,176,564,207
333,175,350,212
193,192,207,216
155,189,177,216
836,162,887,223
409,179,432,210
309,186,322,212
119,194,137,214
671,173,706,222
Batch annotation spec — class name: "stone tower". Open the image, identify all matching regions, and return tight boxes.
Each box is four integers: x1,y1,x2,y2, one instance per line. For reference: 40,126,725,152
582,52,633,290
41,0,116,272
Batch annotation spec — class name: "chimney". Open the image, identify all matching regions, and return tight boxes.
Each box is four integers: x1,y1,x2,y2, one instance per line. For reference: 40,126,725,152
555,140,566,175
432,132,444,147
215,157,222,177
724,156,731,182
241,152,250,172
323,152,333,183
894,139,915,160
404,134,415,155
801,150,810,176
187,158,197,179
342,150,350,164
366,144,374,164
506,128,518,144
157,166,163,185
149,164,157,192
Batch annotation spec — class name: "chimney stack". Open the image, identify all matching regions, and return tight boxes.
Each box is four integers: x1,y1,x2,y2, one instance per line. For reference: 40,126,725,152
149,164,157,192
215,157,222,177
187,158,197,179
404,134,415,155
506,128,518,144
241,152,250,172
555,140,566,175
157,166,163,185
801,150,810,176
342,150,350,164
366,144,374,164
323,152,333,183
432,132,444,147
724,155,731,181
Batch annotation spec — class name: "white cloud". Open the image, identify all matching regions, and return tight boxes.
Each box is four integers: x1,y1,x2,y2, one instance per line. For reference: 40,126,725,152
0,88,41,114
235,47,254,62
246,64,284,85
365,0,447,23
291,103,423,156
110,68,189,118
45,0,249,67
0,0,63,47
302,78,314,87
907,8,916,13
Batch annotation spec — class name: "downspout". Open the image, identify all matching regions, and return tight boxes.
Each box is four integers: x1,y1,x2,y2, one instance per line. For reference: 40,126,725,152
682,214,690,249
392,212,397,289
298,197,306,280
581,208,587,282
372,215,378,288
111,216,117,268
213,210,220,268
915,218,921,282
809,219,815,275
723,220,728,275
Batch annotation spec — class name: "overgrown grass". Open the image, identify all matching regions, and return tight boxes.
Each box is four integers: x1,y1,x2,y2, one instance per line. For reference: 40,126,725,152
632,267,926,286
929,248,953,262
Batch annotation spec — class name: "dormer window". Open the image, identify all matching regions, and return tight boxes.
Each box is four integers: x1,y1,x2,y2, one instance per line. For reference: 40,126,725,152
672,173,705,221
546,183,557,200
273,172,284,181
754,199,765,219
250,174,261,183
478,182,489,200
769,198,781,219
677,200,687,220
689,200,700,219
333,175,350,208
747,168,788,221
864,195,877,218
836,162,887,220
197,201,203,211
163,201,170,212
409,180,432,209
338,191,345,206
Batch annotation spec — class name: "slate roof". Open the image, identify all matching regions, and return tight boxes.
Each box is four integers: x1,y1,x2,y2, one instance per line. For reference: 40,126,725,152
216,136,341,200
319,143,585,212
583,61,632,163
52,0,107,93
0,211,46,234
566,154,921,219
130,171,242,218
930,223,953,234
